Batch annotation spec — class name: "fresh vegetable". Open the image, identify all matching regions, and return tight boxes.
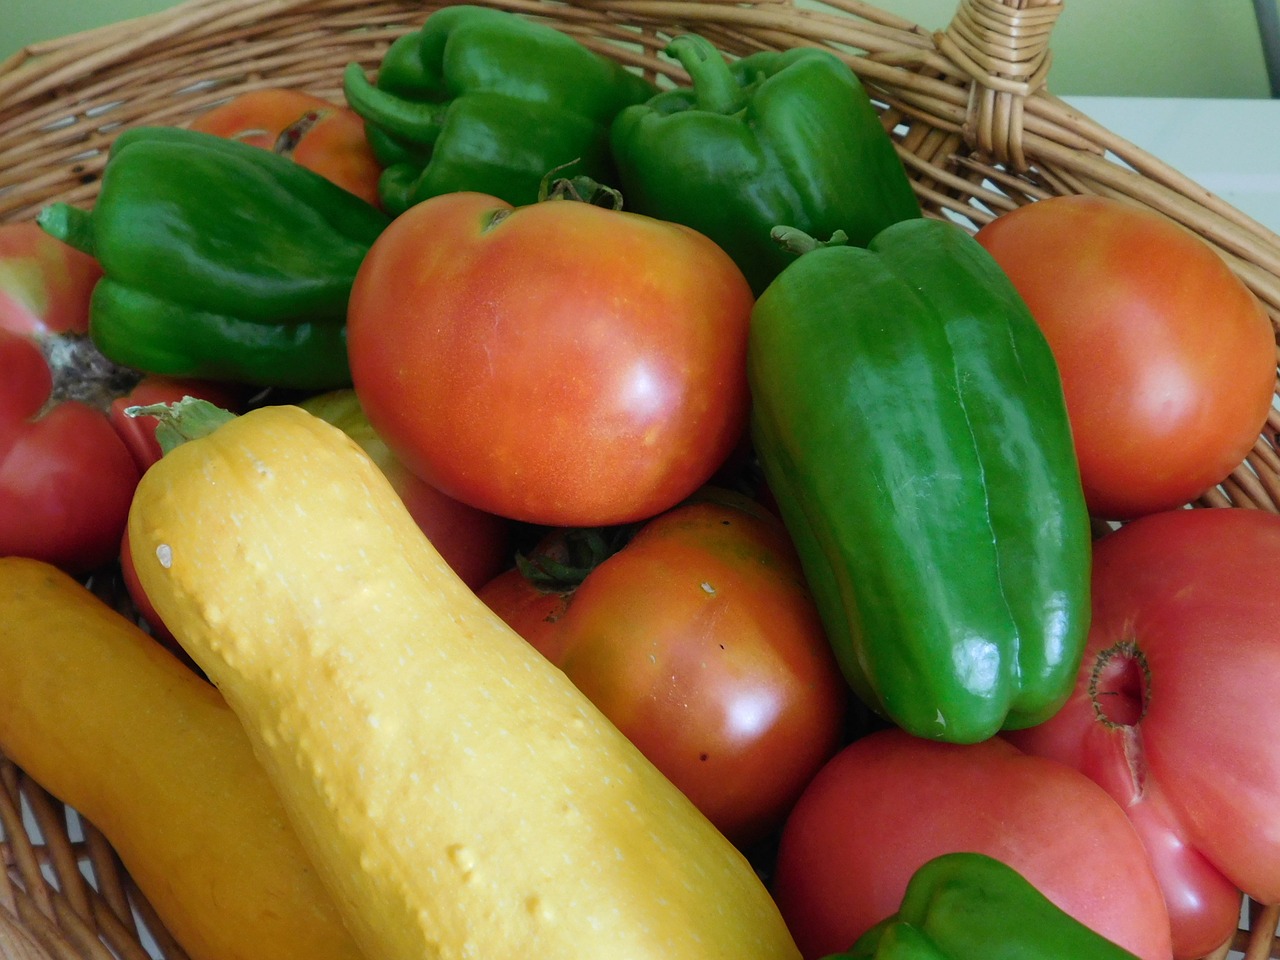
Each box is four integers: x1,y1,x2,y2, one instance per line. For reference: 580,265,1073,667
0,220,102,337
190,87,384,206
476,558,573,664
1006,507,1280,959
833,852,1141,960
611,34,921,295
128,399,803,960
299,388,511,590
342,5,654,215
974,195,1276,520
36,125,390,389
479,489,849,848
771,729,1173,960
0,557,364,960
0,327,139,573
346,186,754,527
748,218,1091,743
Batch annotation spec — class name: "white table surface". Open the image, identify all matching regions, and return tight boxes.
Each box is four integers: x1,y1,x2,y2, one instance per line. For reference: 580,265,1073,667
1063,96,1280,236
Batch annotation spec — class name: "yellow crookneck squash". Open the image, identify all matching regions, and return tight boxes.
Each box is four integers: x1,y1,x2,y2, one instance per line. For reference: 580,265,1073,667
127,399,802,960
0,557,364,960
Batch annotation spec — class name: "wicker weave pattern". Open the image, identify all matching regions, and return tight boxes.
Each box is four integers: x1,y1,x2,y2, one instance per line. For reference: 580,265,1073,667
1,1,1279,958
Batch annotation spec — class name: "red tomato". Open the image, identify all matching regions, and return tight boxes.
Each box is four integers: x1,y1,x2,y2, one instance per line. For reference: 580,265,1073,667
299,389,511,591
190,88,383,206
479,491,848,848
772,729,1172,960
0,221,102,337
476,562,573,664
974,195,1275,520
0,329,138,573
346,190,755,527
1007,507,1280,959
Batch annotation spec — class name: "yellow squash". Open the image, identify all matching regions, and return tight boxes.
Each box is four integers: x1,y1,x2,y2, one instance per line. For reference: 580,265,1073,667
0,557,365,960
129,402,802,960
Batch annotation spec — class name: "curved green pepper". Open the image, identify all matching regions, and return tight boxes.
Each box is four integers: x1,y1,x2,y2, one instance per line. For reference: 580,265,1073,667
37,126,389,390
829,853,1140,960
748,218,1091,743
610,34,921,295
342,5,655,215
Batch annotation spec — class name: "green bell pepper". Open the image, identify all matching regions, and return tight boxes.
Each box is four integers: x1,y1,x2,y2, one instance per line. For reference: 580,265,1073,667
37,125,389,390
341,5,655,216
827,852,1140,960
610,34,921,295
748,218,1091,744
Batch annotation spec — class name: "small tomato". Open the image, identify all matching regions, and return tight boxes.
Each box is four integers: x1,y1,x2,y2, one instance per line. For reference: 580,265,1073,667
481,491,848,847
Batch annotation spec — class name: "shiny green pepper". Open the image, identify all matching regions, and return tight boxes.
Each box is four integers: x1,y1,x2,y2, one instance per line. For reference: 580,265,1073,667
748,218,1091,743
610,34,921,295
37,126,389,390
342,5,655,216
829,853,1140,960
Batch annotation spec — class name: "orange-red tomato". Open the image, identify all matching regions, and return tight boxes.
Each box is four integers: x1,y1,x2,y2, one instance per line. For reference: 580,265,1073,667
190,88,383,207
480,491,849,848
975,195,1275,520
475,565,573,663
346,191,755,527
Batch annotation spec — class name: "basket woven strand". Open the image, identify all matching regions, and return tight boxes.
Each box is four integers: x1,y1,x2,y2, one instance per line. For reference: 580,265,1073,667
2,1,1279,958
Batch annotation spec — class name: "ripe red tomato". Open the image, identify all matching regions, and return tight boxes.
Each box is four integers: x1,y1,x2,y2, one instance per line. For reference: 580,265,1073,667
974,195,1275,520
772,729,1173,960
346,190,755,527
478,491,849,848
190,88,383,207
1007,507,1280,959
0,329,138,574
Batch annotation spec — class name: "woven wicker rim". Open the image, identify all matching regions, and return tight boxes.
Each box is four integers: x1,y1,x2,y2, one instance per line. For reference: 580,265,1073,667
2,1,1280,958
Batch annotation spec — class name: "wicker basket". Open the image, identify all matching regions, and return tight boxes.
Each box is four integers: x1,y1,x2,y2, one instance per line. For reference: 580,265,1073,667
1,1,1279,958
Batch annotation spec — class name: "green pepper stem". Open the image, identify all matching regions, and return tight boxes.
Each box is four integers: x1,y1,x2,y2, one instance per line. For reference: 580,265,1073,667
665,34,746,115
771,226,850,256
341,62,445,147
36,203,96,257
125,397,237,455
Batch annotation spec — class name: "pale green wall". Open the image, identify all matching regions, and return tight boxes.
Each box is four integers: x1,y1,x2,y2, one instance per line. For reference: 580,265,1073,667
2,0,1273,98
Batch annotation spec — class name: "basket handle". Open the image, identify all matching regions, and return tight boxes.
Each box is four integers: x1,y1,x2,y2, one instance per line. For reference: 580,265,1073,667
935,0,1065,170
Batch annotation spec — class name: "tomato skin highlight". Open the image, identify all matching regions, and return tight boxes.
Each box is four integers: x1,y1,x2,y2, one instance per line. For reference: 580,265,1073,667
346,190,754,527
1008,507,1280,959
771,728,1173,960
975,195,1276,520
